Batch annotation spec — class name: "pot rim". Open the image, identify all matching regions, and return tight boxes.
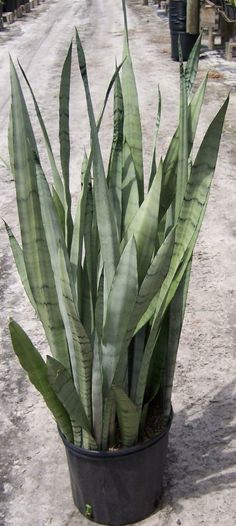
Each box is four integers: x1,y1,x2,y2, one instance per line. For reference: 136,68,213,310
58,408,173,459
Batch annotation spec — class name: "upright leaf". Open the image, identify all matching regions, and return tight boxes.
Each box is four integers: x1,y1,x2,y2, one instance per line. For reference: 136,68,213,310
70,152,91,309
135,97,229,410
92,333,103,448
47,356,97,449
185,34,202,96
112,385,139,447
5,222,36,311
59,42,73,252
129,228,176,339
175,60,188,221
102,237,138,396
122,141,139,234
19,62,64,206
149,85,162,190
10,59,70,371
121,2,144,203
34,155,93,432
161,260,192,419
107,71,124,239
123,160,163,283
9,320,73,443
159,75,208,223
76,29,120,294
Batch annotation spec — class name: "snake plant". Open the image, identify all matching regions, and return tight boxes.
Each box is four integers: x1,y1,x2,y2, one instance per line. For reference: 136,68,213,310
7,1,228,451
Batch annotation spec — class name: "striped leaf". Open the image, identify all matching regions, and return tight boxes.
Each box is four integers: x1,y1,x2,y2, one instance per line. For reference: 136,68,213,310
70,152,91,311
76,29,120,295
175,60,188,221
5,222,36,311
185,34,202,96
102,392,114,450
19,62,64,206
10,59,70,372
59,42,73,252
129,326,146,402
107,71,124,239
9,319,73,443
8,107,14,176
149,85,162,190
130,227,176,337
122,1,144,203
52,186,66,238
102,237,138,397
161,260,192,419
159,75,208,223
134,96,229,410
136,95,229,335
122,141,139,234
144,311,169,406
34,157,93,430
58,245,93,438
47,356,96,449
123,160,163,283
92,333,103,448
97,61,124,131
83,180,96,312
70,64,122,301
112,385,139,447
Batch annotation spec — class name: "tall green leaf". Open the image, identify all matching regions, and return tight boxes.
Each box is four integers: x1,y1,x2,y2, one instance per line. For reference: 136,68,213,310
185,34,202,96
70,62,124,302
102,237,138,396
47,356,97,449
76,29,120,295
161,260,192,419
175,60,188,221
112,385,139,447
121,1,144,203
92,333,103,448
18,62,64,206
149,85,162,190
83,180,96,314
123,160,163,283
33,154,93,430
128,227,176,339
159,75,208,223
122,141,139,234
107,71,124,239
59,42,73,252
5,222,36,311
70,152,91,311
134,96,229,410
9,319,73,443
8,107,14,176
10,59,70,372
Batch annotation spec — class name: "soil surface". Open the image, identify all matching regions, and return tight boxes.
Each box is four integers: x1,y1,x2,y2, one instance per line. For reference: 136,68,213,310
0,1,236,525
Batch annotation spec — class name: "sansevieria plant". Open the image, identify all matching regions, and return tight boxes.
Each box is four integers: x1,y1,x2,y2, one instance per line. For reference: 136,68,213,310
6,1,228,452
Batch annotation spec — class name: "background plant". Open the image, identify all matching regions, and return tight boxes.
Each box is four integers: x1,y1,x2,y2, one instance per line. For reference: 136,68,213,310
7,1,228,450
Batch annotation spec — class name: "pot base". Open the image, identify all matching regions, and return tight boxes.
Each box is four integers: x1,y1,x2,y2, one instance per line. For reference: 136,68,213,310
59,413,172,526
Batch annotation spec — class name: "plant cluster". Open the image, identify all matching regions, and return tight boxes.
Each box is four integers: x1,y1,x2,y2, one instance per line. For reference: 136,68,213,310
7,1,228,451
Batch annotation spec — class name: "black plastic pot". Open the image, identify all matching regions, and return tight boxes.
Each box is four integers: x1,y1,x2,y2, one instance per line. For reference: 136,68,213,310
169,0,186,32
3,0,16,12
226,4,236,20
171,31,199,61
59,415,172,526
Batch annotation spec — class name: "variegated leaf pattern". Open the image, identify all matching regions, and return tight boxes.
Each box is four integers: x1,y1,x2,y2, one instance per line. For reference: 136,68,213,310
7,26,228,451
9,320,73,443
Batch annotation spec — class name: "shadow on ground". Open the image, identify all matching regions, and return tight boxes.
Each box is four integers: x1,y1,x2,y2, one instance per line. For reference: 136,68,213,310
160,380,236,512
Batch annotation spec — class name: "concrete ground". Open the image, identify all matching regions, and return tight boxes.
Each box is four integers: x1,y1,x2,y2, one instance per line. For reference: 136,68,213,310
0,0,236,525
